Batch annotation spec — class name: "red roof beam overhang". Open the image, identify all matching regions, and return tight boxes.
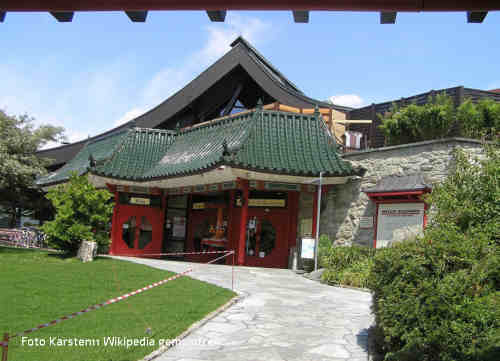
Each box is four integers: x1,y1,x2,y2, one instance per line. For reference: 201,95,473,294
0,1,497,25
0,0,499,12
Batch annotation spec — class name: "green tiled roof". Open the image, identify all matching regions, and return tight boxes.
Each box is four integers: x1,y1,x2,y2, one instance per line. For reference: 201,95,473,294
36,130,128,186
38,109,355,186
144,112,254,178
226,110,353,176
94,128,176,179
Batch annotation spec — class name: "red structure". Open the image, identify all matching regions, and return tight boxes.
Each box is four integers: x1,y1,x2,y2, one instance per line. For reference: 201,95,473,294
364,174,432,248
1,0,497,24
104,180,311,268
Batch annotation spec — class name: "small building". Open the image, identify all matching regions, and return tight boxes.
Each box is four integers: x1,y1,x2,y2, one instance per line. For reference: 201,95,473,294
35,37,492,266
363,174,432,248
38,105,362,268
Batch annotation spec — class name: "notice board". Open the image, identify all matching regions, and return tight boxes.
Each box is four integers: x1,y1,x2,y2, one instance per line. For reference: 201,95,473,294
376,203,424,248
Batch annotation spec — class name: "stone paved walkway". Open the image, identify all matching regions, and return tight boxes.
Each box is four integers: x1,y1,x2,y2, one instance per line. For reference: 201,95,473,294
114,257,374,361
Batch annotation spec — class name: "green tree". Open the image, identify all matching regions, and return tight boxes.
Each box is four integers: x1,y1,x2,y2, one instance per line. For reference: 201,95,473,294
0,110,65,227
41,173,114,254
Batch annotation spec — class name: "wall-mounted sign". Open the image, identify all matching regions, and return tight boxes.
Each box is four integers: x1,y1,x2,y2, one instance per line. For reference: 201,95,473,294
376,203,424,248
172,216,186,238
301,237,315,259
359,216,374,229
130,197,150,206
192,202,205,210
236,198,286,208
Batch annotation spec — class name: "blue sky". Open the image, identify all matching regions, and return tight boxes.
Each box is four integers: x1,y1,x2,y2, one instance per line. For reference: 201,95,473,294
0,10,499,147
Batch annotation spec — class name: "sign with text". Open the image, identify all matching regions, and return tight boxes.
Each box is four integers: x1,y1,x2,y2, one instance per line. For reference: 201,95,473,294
236,198,286,208
130,197,150,206
301,237,315,259
376,203,424,248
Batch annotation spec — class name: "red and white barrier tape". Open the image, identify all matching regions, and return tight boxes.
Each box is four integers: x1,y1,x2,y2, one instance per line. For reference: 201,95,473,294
2,250,235,344
8,267,193,340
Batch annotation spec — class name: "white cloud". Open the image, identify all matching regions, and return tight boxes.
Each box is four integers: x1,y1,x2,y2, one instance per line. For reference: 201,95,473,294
328,94,365,108
114,107,146,127
0,14,274,152
140,14,272,110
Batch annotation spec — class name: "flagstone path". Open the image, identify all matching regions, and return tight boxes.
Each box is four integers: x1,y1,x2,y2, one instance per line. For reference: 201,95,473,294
114,257,374,361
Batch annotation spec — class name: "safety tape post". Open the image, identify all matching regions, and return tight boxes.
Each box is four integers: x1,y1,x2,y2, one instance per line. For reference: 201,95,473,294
1,333,8,361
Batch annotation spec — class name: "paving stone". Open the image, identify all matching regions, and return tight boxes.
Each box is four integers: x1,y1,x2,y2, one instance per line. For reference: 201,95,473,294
117,258,374,361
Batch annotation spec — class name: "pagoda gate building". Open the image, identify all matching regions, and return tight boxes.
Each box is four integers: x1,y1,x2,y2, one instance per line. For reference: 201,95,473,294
37,37,360,268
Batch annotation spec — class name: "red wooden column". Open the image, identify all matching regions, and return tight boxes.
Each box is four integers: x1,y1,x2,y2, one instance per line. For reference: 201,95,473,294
312,189,318,238
373,202,379,249
107,184,119,255
238,179,249,265
227,190,236,263
288,191,299,248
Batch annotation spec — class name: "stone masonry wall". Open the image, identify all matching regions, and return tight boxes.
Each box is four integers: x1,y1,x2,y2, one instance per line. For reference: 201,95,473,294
320,138,486,246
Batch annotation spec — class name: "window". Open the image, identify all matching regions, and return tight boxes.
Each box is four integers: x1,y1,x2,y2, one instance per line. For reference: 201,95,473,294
138,216,153,249
122,217,136,249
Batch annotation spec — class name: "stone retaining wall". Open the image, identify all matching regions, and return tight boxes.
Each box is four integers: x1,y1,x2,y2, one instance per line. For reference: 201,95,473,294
320,138,486,246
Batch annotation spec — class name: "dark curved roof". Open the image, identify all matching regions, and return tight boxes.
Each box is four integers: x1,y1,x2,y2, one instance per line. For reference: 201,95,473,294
36,36,350,166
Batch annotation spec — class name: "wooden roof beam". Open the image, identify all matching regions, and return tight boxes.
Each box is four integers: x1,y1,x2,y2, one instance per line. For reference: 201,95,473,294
380,11,397,24
50,12,74,22
125,11,147,22
206,10,226,22
293,10,309,23
467,11,488,23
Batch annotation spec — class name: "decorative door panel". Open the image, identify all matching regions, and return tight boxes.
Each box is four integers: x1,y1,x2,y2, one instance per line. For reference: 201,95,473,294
244,210,289,268
114,204,163,255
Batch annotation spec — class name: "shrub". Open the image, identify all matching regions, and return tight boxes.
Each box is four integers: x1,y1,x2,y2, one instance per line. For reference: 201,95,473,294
41,173,114,254
318,234,333,268
321,245,374,288
379,94,500,146
379,93,455,146
458,98,500,140
368,144,500,361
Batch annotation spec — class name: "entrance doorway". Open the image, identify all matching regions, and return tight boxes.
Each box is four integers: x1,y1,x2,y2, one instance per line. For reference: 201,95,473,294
115,204,163,255
244,209,289,268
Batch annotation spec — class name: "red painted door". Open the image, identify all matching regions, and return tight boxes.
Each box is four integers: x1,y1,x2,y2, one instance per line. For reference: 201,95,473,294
113,204,163,256
244,209,289,268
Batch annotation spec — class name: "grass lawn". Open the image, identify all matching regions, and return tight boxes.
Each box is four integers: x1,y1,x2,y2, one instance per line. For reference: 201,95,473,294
0,247,235,361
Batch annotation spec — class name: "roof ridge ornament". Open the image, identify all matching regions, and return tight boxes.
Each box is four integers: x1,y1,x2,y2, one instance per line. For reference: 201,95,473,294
256,98,263,110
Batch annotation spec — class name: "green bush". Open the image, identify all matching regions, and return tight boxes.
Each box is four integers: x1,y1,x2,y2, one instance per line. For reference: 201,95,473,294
321,245,374,288
318,234,333,268
458,98,500,140
368,145,500,361
379,93,455,146
379,94,500,146
41,173,114,254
